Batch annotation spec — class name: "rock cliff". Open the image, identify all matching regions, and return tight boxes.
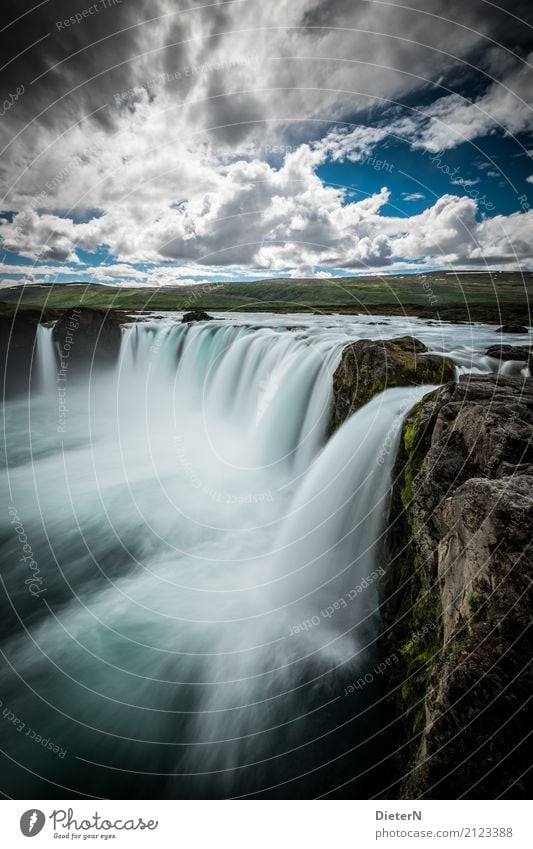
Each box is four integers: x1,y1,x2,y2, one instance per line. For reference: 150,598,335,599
381,374,533,798
0,308,57,398
52,307,123,372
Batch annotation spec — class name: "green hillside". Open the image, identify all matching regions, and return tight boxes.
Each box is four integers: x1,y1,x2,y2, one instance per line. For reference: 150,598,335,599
1,272,532,319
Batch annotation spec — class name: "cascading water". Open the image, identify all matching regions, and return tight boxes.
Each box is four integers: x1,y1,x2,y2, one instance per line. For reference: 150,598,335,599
0,314,529,798
36,324,57,397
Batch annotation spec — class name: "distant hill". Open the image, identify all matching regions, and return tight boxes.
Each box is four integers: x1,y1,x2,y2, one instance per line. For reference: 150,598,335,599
1,272,532,321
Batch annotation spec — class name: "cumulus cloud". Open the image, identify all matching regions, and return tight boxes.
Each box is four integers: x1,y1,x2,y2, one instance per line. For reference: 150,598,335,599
3,170,532,275
0,210,82,262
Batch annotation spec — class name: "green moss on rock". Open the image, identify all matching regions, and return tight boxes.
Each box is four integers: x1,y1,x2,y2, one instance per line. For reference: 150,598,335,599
380,375,533,799
329,336,455,434
379,390,444,776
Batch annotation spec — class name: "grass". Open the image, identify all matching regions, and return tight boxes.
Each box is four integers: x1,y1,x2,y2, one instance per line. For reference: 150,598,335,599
1,271,532,316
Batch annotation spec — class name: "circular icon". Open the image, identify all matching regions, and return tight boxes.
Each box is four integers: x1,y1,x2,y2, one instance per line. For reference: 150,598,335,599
20,810,46,837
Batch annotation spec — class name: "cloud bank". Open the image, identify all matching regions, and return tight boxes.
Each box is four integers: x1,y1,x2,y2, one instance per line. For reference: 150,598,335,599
1,0,532,282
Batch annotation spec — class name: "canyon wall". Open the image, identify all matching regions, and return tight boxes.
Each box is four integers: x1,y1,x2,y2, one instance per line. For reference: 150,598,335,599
381,374,532,798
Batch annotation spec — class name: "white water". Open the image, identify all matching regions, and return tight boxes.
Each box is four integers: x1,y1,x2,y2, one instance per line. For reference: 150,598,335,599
36,324,57,396
1,314,530,797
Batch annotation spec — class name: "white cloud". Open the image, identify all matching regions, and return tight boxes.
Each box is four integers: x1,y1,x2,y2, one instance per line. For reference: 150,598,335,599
0,262,83,290
0,262,79,277
451,178,480,187
407,53,533,153
2,144,394,271
0,211,81,262
3,172,532,277
314,126,392,163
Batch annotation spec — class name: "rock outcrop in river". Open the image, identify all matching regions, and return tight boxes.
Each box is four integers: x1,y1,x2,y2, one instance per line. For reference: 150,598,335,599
485,344,532,369
381,374,533,798
329,337,455,433
182,310,213,323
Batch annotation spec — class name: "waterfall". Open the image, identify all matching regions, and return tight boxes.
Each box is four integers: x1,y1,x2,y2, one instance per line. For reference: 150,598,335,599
36,324,57,396
272,384,435,627
0,314,504,798
115,321,342,481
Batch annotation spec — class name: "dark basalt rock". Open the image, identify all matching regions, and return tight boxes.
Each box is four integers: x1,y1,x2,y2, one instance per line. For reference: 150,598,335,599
329,336,455,433
381,374,533,799
497,324,529,333
182,311,213,323
52,307,122,372
0,309,42,399
485,344,532,368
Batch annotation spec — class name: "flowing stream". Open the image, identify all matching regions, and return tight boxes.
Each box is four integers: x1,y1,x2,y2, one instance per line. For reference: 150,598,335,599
0,314,530,798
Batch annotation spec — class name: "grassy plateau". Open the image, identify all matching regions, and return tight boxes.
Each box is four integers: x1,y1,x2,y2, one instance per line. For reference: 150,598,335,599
1,271,532,322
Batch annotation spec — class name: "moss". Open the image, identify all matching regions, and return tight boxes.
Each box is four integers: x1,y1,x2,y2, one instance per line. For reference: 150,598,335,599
467,592,485,621
467,592,482,612
442,638,467,667
379,390,445,778
329,339,455,434
400,396,432,528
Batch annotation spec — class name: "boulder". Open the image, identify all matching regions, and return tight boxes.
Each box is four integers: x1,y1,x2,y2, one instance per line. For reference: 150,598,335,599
485,344,532,368
497,324,529,333
329,336,455,433
182,311,213,323
381,374,533,799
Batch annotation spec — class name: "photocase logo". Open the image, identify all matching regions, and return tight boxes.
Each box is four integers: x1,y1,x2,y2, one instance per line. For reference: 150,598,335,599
20,810,46,837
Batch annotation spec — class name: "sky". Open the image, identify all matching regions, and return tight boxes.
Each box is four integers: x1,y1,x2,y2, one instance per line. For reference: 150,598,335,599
0,0,532,287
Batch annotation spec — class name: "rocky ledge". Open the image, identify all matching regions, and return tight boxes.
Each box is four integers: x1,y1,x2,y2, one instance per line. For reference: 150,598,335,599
0,308,44,398
381,374,533,799
182,310,213,323
52,307,123,371
329,337,455,433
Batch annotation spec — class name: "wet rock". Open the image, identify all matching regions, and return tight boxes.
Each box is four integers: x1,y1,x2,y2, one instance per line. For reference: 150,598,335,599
485,344,532,368
381,374,533,799
52,307,122,372
0,309,41,398
329,336,455,433
182,311,213,323
497,324,529,333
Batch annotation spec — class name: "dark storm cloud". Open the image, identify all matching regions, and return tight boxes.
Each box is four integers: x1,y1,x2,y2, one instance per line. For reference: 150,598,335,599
301,0,532,41
1,0,532,151
297,0,533,113
0,0,186,135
